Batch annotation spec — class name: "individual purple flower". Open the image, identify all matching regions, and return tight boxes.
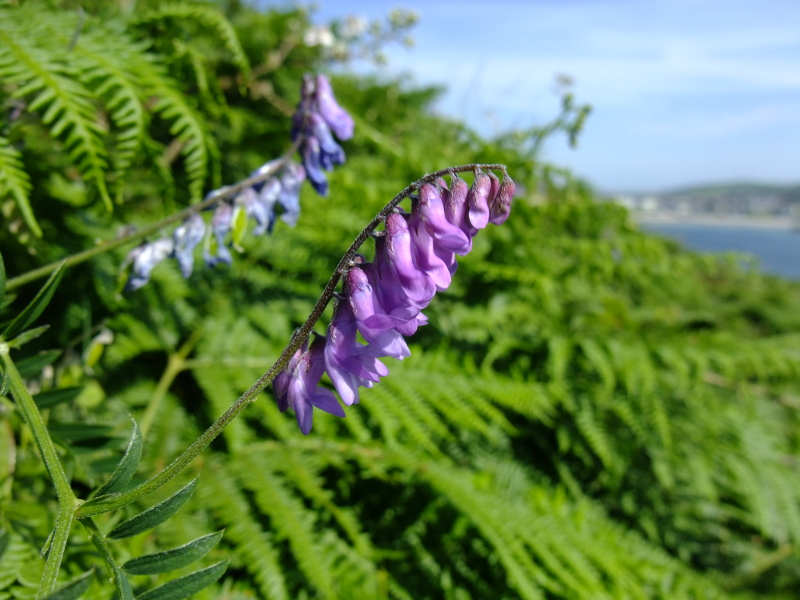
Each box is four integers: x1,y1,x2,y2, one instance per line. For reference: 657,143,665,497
489,174,516,225
235,187,271,237
314,74,354,141
125,238,174,292
416,183,470,255
308,113,345,171
443,173,473,254
273,336,345,435
378,213,436,309
346,266,411,360
172,213,206,277
407,210,455,291
256,177,282,233
467,169,492,231
324,298,389,406
301,136,328,196
203,202,233,267
278,161,306,226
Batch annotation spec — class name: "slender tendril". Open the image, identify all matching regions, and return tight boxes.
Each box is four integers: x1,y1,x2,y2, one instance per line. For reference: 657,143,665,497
75,162,507,517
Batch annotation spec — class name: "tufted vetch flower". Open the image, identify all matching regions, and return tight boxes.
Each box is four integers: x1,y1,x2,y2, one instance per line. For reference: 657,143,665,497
273,168,515,434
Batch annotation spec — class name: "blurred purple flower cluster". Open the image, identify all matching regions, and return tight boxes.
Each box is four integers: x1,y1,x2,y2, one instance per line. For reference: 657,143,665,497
124,75,353,292
292,74,354,196
274,169,515,434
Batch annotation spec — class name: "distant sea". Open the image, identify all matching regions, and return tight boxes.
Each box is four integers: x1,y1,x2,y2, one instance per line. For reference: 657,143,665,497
641,222,800,280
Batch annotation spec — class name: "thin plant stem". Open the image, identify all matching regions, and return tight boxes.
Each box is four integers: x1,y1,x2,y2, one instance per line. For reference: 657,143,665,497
5,140,302,291
139,330,203,440
0,343,78,598
79,518,132,599
75,163,507,518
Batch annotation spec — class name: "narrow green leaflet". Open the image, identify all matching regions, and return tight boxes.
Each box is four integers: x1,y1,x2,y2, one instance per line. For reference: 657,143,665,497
15,350,60,378
92,419,142,497
108,479,198,540
2,262,64,341
122,531,223,575
7,324,49,348
135,560,228,600
42,568,93,600
34,386,82,409
0,250,5,303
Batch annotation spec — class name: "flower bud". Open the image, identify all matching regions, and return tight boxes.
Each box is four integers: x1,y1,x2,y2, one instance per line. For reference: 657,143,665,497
489,173,515,225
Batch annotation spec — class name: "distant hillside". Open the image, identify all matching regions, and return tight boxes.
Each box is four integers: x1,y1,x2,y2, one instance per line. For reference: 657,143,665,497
612,182,800,218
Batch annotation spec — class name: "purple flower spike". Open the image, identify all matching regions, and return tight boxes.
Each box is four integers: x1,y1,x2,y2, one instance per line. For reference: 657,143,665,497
384,213,436,308
416,184,471,255
315,75,354,141
125,238,174,292
172,214,206,277
346,267,411,360
302,137,328,196
467,170,491,231
325,299,389,406
489,173,515,225
274,336,345,435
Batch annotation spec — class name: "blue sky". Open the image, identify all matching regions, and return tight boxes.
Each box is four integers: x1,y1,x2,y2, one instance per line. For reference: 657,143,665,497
293,0,800,191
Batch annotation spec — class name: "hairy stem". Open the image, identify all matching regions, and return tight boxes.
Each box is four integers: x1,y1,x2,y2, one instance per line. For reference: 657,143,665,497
0,344,77,597
75,163,507,517
5,140,301,291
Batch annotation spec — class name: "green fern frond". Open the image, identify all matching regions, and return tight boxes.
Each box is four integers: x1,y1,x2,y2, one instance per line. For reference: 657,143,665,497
202,461,288,600
0,14,112,210
133,2,251,83
0,136,39,236
149,80,219,200
235,454,335,597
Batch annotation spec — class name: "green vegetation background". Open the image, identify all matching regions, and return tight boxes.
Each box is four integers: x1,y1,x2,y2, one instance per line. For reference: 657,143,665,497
2,2,800,598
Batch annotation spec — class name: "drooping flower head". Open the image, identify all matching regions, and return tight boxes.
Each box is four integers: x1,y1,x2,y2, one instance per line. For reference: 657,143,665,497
273,168,515,434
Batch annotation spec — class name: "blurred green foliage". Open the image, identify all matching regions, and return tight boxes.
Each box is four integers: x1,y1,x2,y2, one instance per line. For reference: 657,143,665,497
2,1,800,599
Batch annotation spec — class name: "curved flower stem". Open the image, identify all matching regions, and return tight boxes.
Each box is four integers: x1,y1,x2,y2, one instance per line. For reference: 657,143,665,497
75,163,507,518
0,343,78,598
5,139,302,292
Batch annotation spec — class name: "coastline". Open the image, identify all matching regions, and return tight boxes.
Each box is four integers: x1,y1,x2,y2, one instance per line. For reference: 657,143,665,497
633,213,796,230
